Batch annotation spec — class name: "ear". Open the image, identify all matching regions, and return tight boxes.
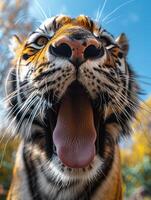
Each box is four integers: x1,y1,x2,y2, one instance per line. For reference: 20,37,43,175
9,35,23,57
115,33,129,57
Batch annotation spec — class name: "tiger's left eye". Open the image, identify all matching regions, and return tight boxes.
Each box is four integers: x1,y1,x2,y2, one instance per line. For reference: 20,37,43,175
35,36,48,46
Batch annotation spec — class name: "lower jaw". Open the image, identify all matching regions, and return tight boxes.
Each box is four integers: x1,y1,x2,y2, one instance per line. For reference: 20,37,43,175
53,151,95,169
52,136,103,170
49,154,102,180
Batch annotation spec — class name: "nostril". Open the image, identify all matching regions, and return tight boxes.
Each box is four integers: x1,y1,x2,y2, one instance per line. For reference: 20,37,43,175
84,45,104,60
50,43,72,58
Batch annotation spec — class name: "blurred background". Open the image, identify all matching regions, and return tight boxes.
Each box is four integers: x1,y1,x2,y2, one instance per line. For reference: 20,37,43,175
0,0,151,199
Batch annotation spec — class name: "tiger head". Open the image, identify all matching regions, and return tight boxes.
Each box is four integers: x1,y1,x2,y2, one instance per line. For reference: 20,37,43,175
8,15,138,180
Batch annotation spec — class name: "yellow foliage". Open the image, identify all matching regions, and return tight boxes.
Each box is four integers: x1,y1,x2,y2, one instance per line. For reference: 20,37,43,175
0,136,19,185
122,97,151,166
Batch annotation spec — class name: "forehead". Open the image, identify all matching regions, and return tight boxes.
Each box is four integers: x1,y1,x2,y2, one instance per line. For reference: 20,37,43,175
39,15,99,33
27,15,114,45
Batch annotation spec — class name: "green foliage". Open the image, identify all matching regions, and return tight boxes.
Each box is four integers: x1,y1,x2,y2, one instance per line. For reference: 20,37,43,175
122,156,151,198
122,97,151,199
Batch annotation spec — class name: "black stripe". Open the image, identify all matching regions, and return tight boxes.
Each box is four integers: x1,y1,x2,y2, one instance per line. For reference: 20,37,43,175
89,19,94,32
38,27,45,34
23,145,43,200
44,110,55,159
38,80,56,90
44,25,49,34
116,60,121,66
36,61,51,70
106,113,119,124
34,66,61,81
29,31,41,37
52,16,58,31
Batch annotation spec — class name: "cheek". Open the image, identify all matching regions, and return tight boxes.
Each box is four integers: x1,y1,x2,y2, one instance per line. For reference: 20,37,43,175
78,59,107,97
118,58,127,73
78,72,100,99
30,59,76,98
19,63,31,82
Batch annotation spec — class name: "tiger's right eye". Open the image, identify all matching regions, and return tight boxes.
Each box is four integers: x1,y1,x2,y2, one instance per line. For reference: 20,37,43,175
35,36,48,47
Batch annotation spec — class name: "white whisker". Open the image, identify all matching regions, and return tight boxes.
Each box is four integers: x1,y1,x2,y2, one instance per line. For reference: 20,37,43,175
25,96,42,139
102,0,135,22
96,0,108,22
34,0,48,20
13,93,38,135
2,92,37,139
104,15,121,25
0,84,33,106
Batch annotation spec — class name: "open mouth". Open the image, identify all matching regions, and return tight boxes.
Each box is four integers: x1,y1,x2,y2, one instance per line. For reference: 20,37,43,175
47,81,101,169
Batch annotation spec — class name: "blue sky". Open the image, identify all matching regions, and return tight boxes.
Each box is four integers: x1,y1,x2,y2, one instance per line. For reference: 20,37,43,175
30,0,151,98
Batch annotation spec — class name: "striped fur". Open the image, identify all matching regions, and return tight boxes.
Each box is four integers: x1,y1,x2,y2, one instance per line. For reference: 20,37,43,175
7,15,139,200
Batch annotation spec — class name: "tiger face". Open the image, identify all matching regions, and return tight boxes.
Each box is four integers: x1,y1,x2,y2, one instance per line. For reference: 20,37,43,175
9,15,138,182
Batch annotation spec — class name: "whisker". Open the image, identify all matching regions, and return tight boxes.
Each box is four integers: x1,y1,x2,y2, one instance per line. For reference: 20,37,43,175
34,0,48,20
137,74,151,80
0,92,34,132
106,83,151,128
25,96,42,139
15,14,30,25
2,92,37,140
104,15,121,25
13,93,38,136
102,0,135,22
95,5,102,22
0,85,33,106
96,0,108,22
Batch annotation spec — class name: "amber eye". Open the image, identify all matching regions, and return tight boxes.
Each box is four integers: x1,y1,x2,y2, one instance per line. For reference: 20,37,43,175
35,36,48,46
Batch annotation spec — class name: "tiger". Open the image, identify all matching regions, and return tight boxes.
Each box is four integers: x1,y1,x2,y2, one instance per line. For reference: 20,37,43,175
6,15,139,200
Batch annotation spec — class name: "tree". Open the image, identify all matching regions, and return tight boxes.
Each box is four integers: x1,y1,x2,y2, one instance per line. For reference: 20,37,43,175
0,0,33,87
0,0,34,199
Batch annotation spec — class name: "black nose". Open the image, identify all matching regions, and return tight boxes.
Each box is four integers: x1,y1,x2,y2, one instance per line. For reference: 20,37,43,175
84,45,104,59
49,43,72,58
49,36,104,67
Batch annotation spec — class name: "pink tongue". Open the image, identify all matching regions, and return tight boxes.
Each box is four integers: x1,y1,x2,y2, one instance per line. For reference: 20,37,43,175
53,86,96,168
